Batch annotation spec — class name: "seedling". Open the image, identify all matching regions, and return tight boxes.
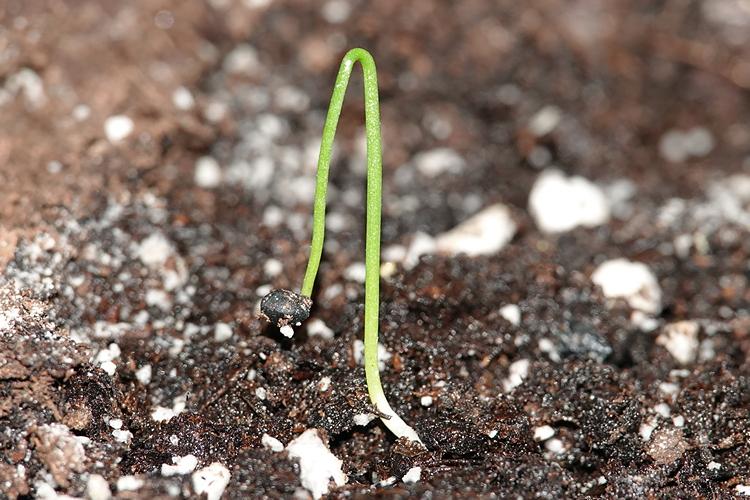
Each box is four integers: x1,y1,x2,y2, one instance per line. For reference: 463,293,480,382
260,48,422,444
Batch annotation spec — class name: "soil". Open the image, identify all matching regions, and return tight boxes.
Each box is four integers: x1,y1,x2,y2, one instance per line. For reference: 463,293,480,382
2,0,750,499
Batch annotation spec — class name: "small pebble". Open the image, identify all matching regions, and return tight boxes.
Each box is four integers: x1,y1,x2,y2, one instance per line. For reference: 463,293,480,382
646,428,688,465
87,474,111,500
151,406,177,422
659,126,715,163
379,261,398,279
658,382,680,395
639,419,657,441
137,232,173,267
104,115,134,143
352,339,391,371
307,318,334,339
656,321,699,365
192,463,231,500
685,126,714,157
538,338,561,363
72,104,91,121
591,258,662,315
262,433,285,453
654,403,671,418
533,425,555,441
100,361,116,376
630,311,660,332
545,438,566,454
214,322,233,342
223,44,261,74
503,359,530,392
435,203,516,257
46,161,62,174
194,156,222,189
321,0,351,23
274,85,310,112
413,147,465,178
343,262,367,283
499,304,521,326
7,68,47,110
317,376,331,392
402,466,421,484
528,105,562,137
286,429,347,500
161,455,198,476
280,324,295,338
112,429,133,443
528,169,610,233
116,476,144,492
172,86,195,110
403,232,438,270
528,145,552,169
263,258,283,277
659,129,690,163
353,413,377,426
135,364,152,385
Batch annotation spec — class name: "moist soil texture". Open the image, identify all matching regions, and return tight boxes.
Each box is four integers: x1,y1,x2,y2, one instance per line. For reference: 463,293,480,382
2,1,750,499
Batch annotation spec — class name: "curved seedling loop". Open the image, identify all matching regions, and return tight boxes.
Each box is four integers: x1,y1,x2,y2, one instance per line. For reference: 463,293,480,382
301,48,422,445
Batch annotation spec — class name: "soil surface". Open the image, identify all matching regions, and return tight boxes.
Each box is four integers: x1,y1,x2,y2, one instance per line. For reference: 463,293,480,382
2,0,750,499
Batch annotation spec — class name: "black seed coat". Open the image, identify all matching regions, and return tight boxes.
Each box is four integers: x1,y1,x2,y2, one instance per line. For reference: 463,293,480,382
259,289,312,328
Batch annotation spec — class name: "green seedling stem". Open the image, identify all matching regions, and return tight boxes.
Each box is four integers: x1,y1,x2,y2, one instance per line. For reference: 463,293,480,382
301,48,422,445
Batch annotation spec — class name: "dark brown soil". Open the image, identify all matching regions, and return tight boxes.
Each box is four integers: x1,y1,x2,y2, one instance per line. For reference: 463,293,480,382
2,0,750,499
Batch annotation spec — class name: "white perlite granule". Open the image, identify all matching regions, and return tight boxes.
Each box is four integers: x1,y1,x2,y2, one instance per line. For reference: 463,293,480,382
658,127,714,163
192,463,231,500
104,115,134,143
116,476,144,492
503,358,531,393
499,304,521,326
161,455,198,476
413,147,465,178
194,156,222,189
214,322,233,342
307,319,334,339
435,204,516,257
172,86,195,110
656,321,699,365
352,339,391,371
87,474,112,500
591,258,662,315
528,105,562,137
135,364,152,385
137,232,173,268
286,429,347,500
528,169,610,233
533,425,556,441
261,433,284,453
402,466,422,484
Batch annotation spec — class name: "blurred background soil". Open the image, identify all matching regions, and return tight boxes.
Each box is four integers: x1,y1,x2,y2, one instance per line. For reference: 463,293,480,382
1,0,750,498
